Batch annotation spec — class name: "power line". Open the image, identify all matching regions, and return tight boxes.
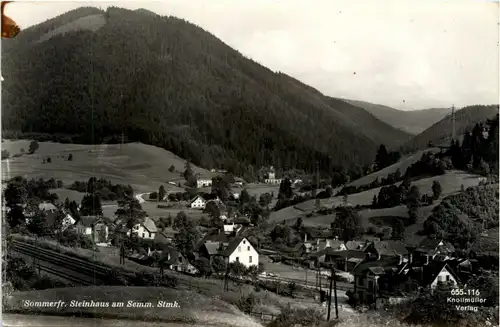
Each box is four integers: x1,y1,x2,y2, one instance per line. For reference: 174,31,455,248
451,104,456,141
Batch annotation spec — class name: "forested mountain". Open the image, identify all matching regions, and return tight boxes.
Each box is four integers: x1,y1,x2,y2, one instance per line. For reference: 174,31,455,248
401,105,499,152
342,99,449,135
2,6,411,176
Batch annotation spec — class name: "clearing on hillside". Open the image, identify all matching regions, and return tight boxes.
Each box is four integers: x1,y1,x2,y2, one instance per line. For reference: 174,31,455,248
1,141,214,193
348,147,441,187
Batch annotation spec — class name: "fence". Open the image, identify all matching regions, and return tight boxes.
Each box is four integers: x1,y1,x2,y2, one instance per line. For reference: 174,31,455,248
259,273,353,292
247,311,277,322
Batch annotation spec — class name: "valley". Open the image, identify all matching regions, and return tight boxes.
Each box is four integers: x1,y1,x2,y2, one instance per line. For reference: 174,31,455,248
1,4,499,327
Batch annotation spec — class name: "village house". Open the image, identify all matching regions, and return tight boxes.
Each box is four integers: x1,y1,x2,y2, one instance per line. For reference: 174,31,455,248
353,247,462,308
412,238,456,264
302,239,346,254
345,241,367,251
197,230,259,268
75,216,111,245
300,226,335,243
364,240,409,261
264,166,282,185
60,212,76,231
157,246,198,274
223,236,259,268
314,249,366,272
196,178,212,188
190,195,207,209
127,217,158,240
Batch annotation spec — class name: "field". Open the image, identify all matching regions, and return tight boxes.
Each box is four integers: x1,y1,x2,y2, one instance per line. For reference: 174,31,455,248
275,170,484,216
5,286,263,327
1,140,214,194
269,170,485,245
102,203,206,221
348,148,441,187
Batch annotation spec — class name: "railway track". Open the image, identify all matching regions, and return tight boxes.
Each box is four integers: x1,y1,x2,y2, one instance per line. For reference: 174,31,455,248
33,262,93,286
10,240,120,284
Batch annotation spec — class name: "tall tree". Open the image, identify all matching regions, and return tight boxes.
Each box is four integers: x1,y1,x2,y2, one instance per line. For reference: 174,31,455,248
80,193,103,216
115,197,147,235
211,176,230,201
406,185,421,224
374,144,390,170
28,140,39,154
432,180,442,200
331,207,362,242
158,185,166,201
173,212,200,260
278,178,293,200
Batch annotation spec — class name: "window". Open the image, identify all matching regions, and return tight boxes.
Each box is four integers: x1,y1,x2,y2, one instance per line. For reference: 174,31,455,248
142,233,145,238
249,256,252,263
236,257,239,262
446,275,450,281
438,275,445,282
243,240,246,244
247,246,250,251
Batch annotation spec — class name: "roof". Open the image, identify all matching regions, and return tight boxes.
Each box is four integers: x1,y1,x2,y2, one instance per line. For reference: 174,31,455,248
416,238,455,254
202,241,223,256
408,262,461,287
39,202,57,211
161,227,178,237
233,216,251,225
345,241,367,250
325,249,366,259
190,195,207,204
154,231,170,245
77,216,109,227
353,257,402,275
329,240,346,250
358,236,381,242
366,240,409,257
141,217,157,233
222,236,246,256
301,227,334,239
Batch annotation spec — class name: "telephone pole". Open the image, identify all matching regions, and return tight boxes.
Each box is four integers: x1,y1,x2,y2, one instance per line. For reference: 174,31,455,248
327,267,333,321
326,265,339,321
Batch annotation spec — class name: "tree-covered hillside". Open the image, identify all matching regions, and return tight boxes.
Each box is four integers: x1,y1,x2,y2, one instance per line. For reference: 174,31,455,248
343,99,449,135
2,7,411,176
401,104,499,153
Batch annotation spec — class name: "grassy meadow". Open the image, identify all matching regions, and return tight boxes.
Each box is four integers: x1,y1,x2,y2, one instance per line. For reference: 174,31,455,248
1,140,214,193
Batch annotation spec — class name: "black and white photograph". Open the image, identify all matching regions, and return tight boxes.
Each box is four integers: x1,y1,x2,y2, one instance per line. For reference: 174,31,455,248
1,1,499,326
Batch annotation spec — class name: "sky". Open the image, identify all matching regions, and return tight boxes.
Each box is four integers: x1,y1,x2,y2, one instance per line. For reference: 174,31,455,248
4,0,499,110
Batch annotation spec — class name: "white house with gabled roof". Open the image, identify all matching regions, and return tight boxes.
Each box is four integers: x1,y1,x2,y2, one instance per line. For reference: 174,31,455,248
127,216,158,240
190,195,207,209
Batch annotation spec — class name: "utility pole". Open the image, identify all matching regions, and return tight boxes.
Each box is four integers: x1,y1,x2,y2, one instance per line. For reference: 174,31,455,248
326,265,339,321
333,268,339,319
327,267,333,321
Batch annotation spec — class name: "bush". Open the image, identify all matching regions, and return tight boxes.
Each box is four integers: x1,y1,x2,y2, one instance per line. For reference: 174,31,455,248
1,149,10,160
130,272,156,286
268,305,324,327
236,293,257,313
